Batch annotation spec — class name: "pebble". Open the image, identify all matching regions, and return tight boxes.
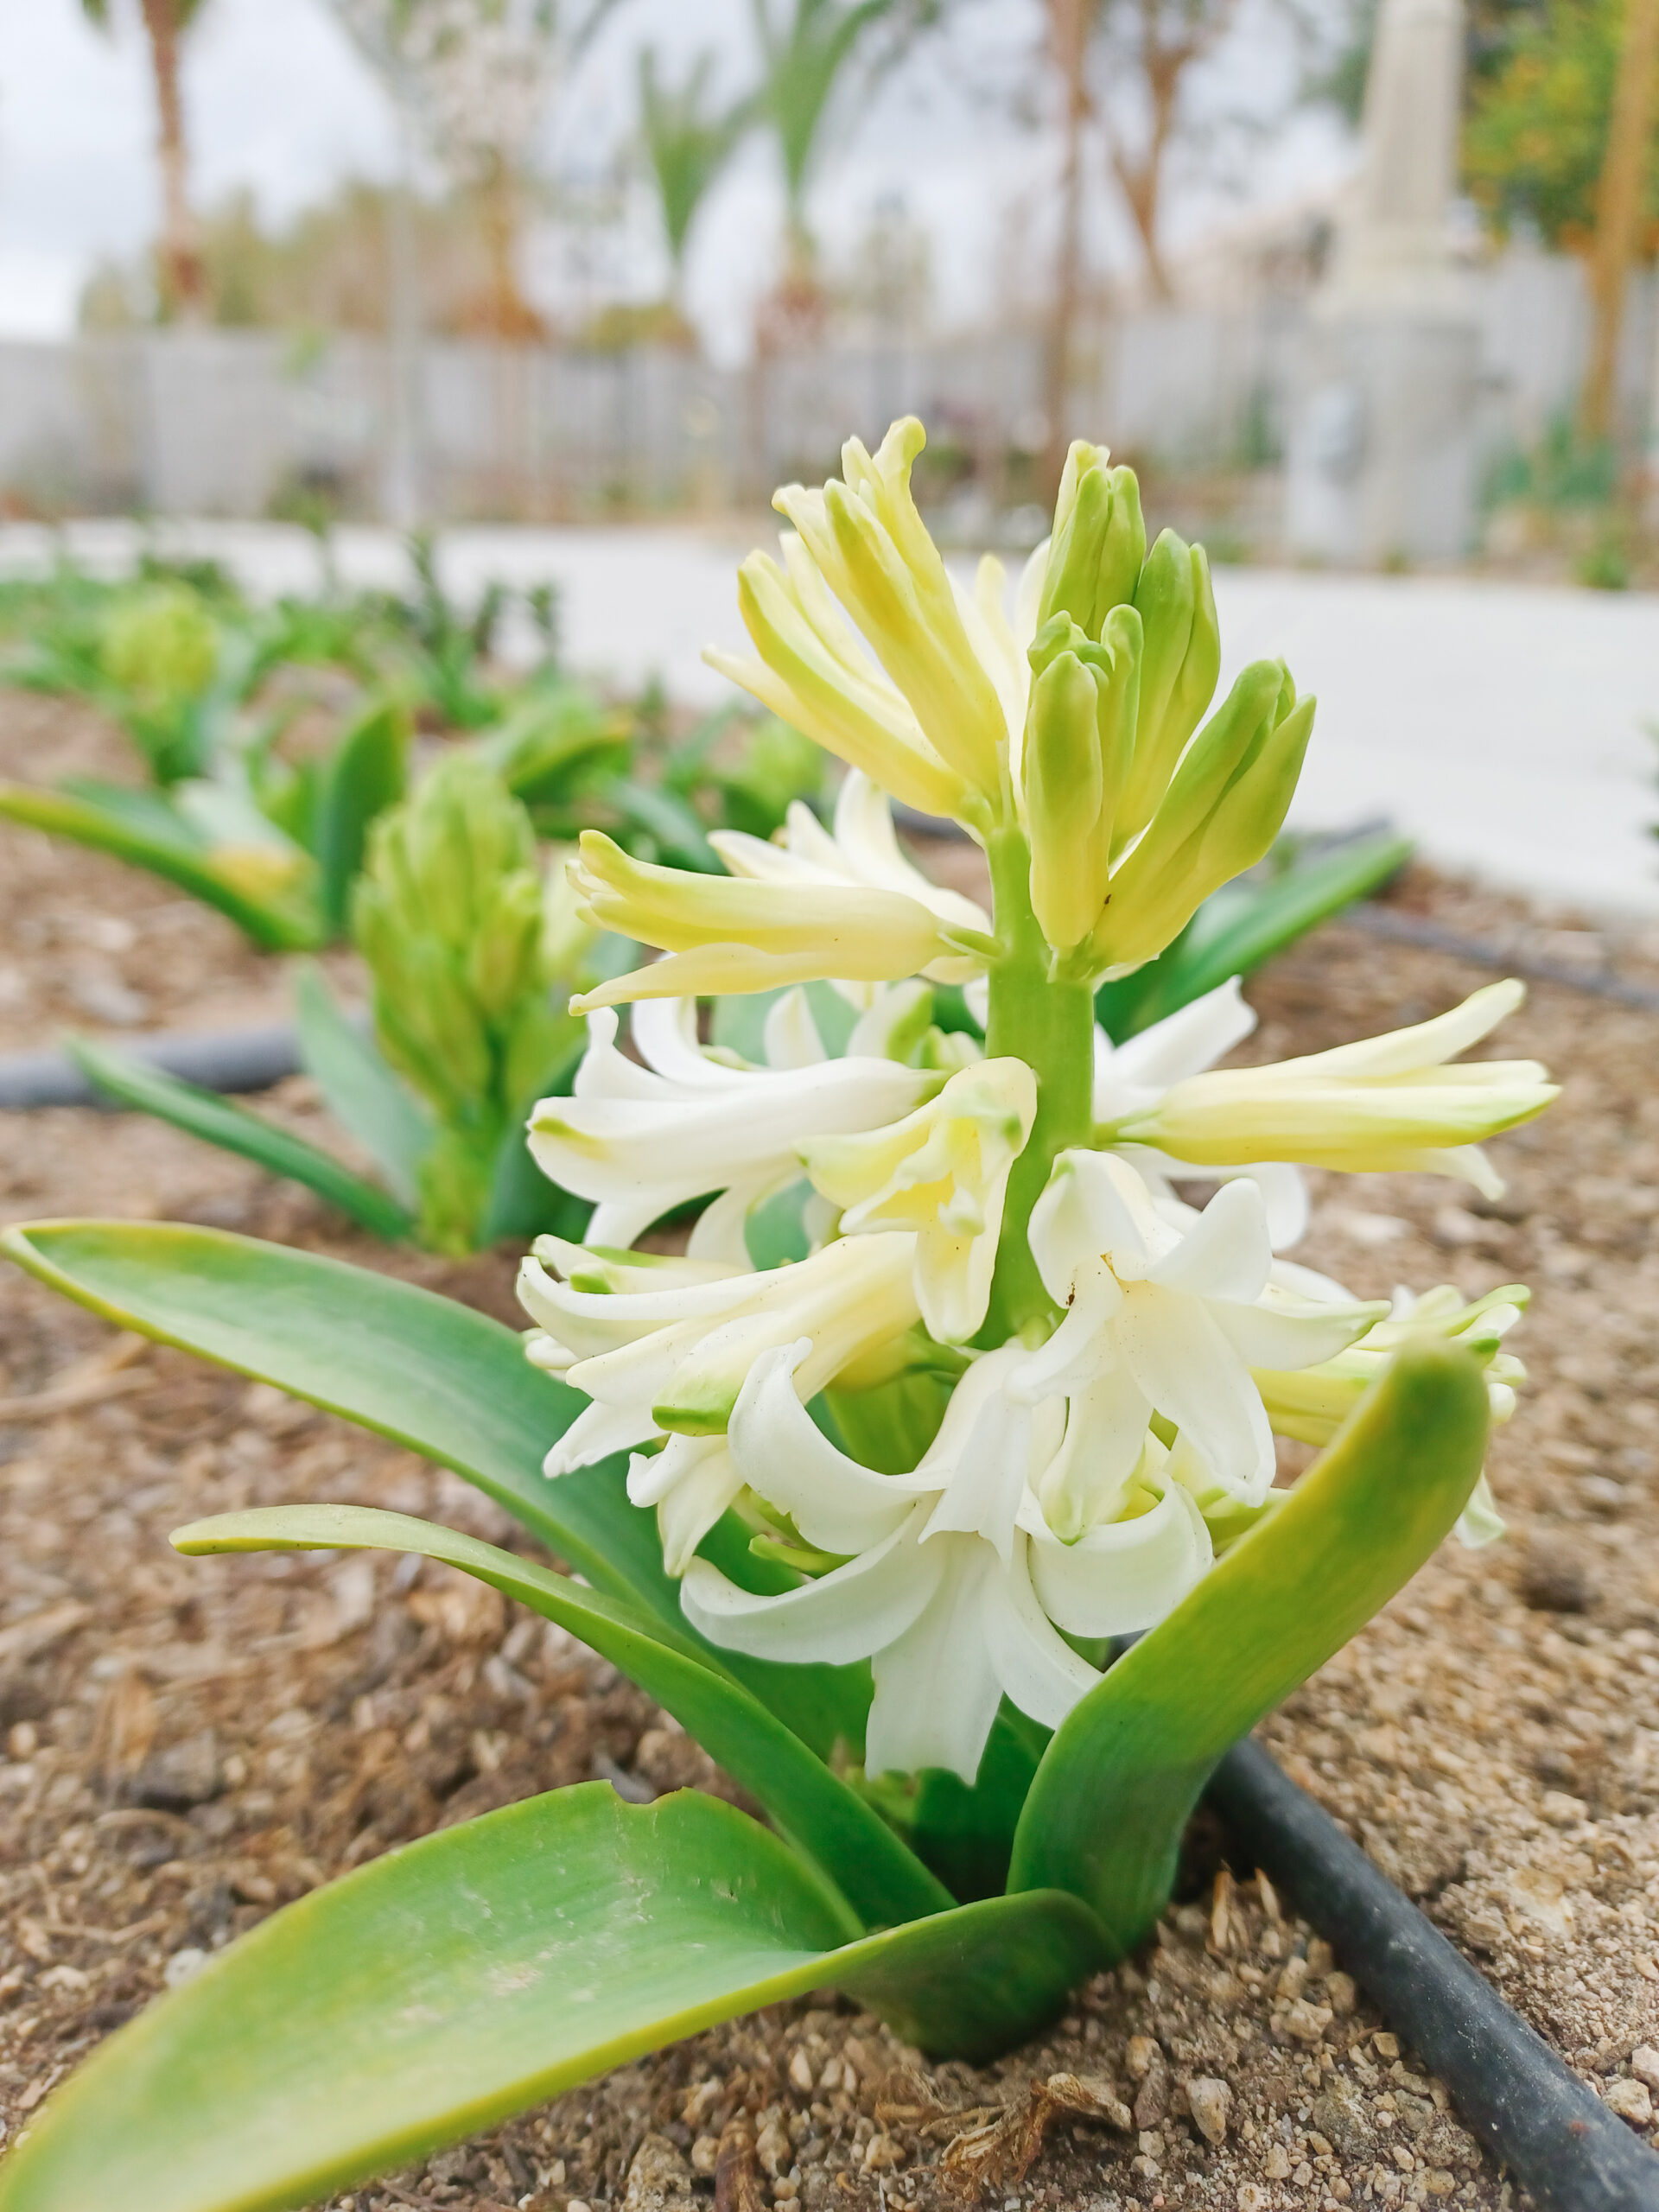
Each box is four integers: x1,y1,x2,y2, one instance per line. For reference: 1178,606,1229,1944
1185,2076,1233,2145
162,1947,207,1989
1602,2078,1655,2127
1630,2045,1659,2093
621,2134,696,2212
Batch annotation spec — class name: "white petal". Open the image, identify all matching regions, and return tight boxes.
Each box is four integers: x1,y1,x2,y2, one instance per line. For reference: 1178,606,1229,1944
571,1009,664,1103
917,1347,1040,1561
681,1503,940,1668
1416,1143,1503,1198
727,1342,916,1554
864,1536,1005,1782
1209,1294,1381,1371
984,1535,1103,1726
1029,1149,1172,1300
1270,1255,1363,1305
630,997,737,1087
1112,979,1256,1090
657,1442,746,1578
764,988,828,1070
1288,980,1523,1078
1146,1176,1273,1303
1116,1285,1275,1503
687,1179,774,1264
1009,1257,1123,1401
544,1396,660,1477
1033,1364,1154,1537
1453,1471,1506,1548
1027,1480,1213,1636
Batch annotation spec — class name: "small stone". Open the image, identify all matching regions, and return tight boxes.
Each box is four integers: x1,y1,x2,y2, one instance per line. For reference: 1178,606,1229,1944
1424,2172,1456,2197
1325,1971,1357,2015
1137,2128,1165,2161
1306,1938,1335,1979
1238,2187,1269,2212
1126,2034,1160,2080
1283,1998,1334,2044
163,1946,207,1989
1541,1789,1590,1828
1627,2046,1659,2093
622,2133,696,2212
1374,2033,1401,2060
1519,1554,1592,1614
788,2048,815,2093
1311,2080,1376,2158
129,1729,223,1813
691,2136,721,2177
1133,2055,1170,2128
682,2080,721,2128
861,2133,900,2172
1604,2078,1655,2127
1186,2076,1232,2145
1264,2141,1292,2179
755,2120,792,2179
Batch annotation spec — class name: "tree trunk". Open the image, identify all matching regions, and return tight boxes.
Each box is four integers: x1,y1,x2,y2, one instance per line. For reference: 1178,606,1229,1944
1041,0,1091,501
1580,0,1659,445
139,0,206,321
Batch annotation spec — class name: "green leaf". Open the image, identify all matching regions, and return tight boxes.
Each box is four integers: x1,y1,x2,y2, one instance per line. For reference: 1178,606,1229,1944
67,1044,414,1242
308,696,409,933
0,780,323,951
175,1503,953,1929
0,1223,868,1758
603,774,722,871
1007,1340,1489,1946
293,963,430,1211
1096,833,1412,1040
0,1783,1103,2212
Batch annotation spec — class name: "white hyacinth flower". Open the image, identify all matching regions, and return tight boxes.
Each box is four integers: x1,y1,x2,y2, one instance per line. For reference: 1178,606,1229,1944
527,995,938,1262
1094,977,1311,1248
1107,980,1556,1197
682,1344,1212,1782
799,1059,1038,1344
518,1229,920,1473
1015,1153,1384,1508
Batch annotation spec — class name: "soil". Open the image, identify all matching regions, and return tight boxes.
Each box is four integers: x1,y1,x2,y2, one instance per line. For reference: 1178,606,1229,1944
1,690,1657,2212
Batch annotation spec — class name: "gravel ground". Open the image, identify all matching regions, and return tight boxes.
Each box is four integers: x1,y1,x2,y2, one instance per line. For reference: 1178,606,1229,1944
0,692,1656,2211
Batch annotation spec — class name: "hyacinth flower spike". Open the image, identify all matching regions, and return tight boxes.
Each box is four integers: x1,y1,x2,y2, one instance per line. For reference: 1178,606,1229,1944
0,417,1555,2212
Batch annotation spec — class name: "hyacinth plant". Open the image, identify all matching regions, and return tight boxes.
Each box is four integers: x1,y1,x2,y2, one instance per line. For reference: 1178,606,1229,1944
72,755,596,1255
0,423,1555,2212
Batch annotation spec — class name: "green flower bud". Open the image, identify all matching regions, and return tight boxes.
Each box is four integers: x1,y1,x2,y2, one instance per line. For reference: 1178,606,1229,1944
467,869,547,1023
1092,661,1314,970
100,584,219,709
1037,445,1147,641
1116,533,1221,845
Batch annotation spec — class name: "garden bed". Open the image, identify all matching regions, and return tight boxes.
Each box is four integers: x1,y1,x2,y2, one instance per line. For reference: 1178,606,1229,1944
0,692,1656,2211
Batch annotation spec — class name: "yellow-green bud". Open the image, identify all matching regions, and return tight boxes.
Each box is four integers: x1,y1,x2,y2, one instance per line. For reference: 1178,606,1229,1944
1021,606,1143,952
1092,660,1314,969
1038,445,1147,641
467,869,547,1022
100,584,219,708
1116,532,1222,845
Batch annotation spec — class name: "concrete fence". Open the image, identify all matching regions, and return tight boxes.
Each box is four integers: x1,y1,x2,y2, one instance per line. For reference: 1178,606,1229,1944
1,249,1652,524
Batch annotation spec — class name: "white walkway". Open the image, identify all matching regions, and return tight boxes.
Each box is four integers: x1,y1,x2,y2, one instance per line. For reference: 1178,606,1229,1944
5,518,1658,921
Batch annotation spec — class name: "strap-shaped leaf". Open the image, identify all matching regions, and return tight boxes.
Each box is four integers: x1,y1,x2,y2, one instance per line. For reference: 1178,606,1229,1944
0,780,322,951
0,1222,868,1760
175,1503,953,1929
1008,1341,1489,1944
0,1784,1104,2212
67,1044,414,1243
308,696,408,933
293,964,431,1210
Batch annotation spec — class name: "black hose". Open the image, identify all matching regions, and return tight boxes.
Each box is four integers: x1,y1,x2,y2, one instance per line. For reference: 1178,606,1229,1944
1206,1738,1659,2212
0,1023,302,1109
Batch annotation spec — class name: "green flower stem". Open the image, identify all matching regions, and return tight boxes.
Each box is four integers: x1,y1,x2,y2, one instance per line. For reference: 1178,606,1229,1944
981,825,1096,1342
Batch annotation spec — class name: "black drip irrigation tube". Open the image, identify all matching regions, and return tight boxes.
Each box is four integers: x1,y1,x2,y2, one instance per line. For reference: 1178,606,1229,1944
1207,1742,1659,2212
0,1022,303,1110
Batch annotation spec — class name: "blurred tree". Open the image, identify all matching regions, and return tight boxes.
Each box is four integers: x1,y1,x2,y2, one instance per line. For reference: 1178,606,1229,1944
638,47,750,305
1464,0,1658,250
751,0,929,284
1583,0,1659,435
79,0,211,320
329,0,618,338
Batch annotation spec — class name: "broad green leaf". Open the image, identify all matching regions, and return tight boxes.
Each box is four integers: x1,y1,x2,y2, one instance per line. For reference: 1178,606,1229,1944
908,1700,1050,1903
293,963,430,1210
175,1503,953,1929
67,1044,414,1243
1008,1341,1489,1945
602,774,722,871
1096,833,1412,1040
0,780,322,951
308,696,409,932
0,1223,868,1759
0,1783,1103,2212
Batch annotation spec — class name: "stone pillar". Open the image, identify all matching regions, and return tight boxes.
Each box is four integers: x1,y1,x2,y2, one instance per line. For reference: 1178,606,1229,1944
1287,0,1483,564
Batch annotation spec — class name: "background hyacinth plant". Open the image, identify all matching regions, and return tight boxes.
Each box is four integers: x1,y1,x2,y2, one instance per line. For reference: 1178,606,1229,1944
0,423,1555,2212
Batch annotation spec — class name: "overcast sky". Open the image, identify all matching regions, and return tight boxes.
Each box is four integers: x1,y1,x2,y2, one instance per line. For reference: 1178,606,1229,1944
0,0,1357,357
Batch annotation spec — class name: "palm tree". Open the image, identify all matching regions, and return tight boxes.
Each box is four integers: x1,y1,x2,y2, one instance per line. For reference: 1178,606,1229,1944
750,0,907,282
80,0,212,319
638,47,749,302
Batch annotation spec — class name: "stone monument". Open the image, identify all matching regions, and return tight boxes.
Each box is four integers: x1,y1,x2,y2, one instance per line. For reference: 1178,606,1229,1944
1286,0,1482,564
